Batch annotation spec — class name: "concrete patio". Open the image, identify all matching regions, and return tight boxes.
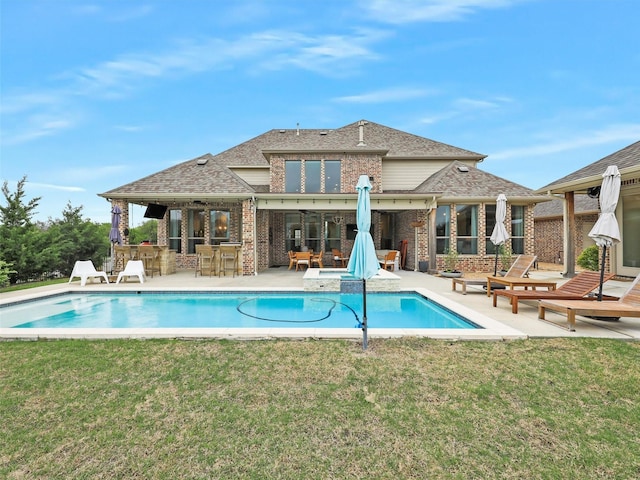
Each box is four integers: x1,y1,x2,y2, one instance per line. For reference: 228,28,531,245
2,264,639,340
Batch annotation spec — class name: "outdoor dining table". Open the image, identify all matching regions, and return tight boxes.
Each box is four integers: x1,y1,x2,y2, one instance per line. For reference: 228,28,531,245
486,275,557,297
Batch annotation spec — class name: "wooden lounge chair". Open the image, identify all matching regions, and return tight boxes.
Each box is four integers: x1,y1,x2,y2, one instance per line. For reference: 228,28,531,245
451,254,537,295
493,271,615,314
538,274,640,331
68,260,109,286
116,260,146,284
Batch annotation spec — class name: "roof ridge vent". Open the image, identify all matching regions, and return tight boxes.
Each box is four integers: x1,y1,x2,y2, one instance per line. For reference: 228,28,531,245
320,131,328,135
196,158,209,166
457,165,469,172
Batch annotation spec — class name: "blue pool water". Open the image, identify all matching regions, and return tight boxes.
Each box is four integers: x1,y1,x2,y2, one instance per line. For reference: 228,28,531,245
1,292,480,330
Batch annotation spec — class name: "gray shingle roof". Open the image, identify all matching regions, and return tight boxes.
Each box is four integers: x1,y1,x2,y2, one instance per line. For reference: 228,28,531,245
100,120,485,198
533,194,600,218
412,161,538,198
101,154,256,197
538,140,640,191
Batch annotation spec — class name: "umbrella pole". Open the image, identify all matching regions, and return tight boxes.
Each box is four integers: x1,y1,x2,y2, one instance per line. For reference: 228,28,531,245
494,248,499,276
598,245,607,301
362,279,368,350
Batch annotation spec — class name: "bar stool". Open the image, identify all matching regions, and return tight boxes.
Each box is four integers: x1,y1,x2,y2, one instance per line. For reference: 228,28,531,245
219,245,238,277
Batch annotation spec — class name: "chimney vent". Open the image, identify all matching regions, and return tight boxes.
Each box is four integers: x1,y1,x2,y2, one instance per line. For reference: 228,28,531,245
357,120,367,146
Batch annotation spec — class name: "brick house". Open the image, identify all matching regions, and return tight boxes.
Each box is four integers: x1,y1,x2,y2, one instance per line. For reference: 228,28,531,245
534,195,599,264
100,120,549,275
535,140,640,278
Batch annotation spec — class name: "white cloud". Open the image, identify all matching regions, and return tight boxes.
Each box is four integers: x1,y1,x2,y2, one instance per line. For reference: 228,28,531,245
334,87,436,104
361,0,527,24
3,27,386,145
490,124,640,160
25,181,85,193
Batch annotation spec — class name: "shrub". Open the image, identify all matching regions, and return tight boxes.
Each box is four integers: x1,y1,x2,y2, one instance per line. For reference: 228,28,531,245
577,244,600,271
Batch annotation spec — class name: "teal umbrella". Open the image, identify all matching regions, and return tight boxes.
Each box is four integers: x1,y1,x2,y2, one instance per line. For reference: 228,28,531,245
347,175,380,350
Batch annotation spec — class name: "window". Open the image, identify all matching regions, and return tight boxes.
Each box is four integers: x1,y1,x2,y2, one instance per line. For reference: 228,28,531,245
285,213,302,252
456,204,478,254
305,160,321,193
285,160,301,193
325,217,341,252
510,205,525,254
324,160,341,193
168,209,182,253
436,205,450,254
188,209,206,254
210,210,230,245
622,194,640,268
485,204,497,255
305,213,321,253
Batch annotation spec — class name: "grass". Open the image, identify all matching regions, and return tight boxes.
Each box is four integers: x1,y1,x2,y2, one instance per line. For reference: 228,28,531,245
1,337,639,479
1,277,68,293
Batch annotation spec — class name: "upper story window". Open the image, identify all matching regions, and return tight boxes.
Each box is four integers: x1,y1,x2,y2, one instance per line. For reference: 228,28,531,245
305,160,321,193
285,160,301,193
285,159,341,193
325,160,341,193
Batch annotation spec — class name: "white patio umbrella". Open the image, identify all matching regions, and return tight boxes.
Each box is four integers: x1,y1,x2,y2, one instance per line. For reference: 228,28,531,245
347,175,380,350
489,194,509,276
588,166,621,301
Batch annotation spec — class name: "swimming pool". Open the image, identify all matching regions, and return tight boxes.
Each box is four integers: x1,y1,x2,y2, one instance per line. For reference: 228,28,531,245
1,291,477,329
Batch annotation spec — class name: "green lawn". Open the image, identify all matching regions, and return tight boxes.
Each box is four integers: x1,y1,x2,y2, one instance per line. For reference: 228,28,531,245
2,338,639,479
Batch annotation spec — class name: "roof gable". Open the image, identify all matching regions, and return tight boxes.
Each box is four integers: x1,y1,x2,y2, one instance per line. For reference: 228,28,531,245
101,154,255,197
414,161,537,198
539,140,640,191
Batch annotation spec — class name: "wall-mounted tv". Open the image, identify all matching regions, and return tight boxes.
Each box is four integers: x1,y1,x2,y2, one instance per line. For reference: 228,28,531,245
144,203,168,219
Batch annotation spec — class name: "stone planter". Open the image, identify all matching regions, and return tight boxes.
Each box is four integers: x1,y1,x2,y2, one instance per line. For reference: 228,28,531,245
439,270,463,278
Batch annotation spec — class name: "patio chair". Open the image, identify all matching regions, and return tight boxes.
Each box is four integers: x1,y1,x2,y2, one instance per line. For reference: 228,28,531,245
538,274,640,331
379,250,398,271
493,271,615,314
311,250,324,268
296,251,311,271
68,260,109,286
116,260,146,284
332,249,348,267
288,251,298,270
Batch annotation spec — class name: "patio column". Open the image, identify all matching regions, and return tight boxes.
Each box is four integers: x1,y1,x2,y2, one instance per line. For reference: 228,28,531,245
563,191,576,277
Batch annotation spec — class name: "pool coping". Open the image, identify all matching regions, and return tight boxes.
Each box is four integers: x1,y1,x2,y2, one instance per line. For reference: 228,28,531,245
0,286,527,341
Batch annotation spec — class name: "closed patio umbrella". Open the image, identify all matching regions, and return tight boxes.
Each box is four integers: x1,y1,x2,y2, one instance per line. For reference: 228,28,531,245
588,165,621,301
109,205,123,246
489,194,510,276
347,175,380,350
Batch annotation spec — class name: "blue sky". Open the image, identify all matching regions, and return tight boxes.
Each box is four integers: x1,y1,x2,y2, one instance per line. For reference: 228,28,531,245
1,0,639,225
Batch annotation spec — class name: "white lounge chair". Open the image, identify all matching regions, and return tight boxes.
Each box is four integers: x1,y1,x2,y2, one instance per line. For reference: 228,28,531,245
116,260,146,284
68,260,109,286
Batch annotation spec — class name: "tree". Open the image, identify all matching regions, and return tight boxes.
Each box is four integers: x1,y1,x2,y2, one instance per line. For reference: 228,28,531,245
47,202,110,275
0,176,53,283
129,220,158,244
